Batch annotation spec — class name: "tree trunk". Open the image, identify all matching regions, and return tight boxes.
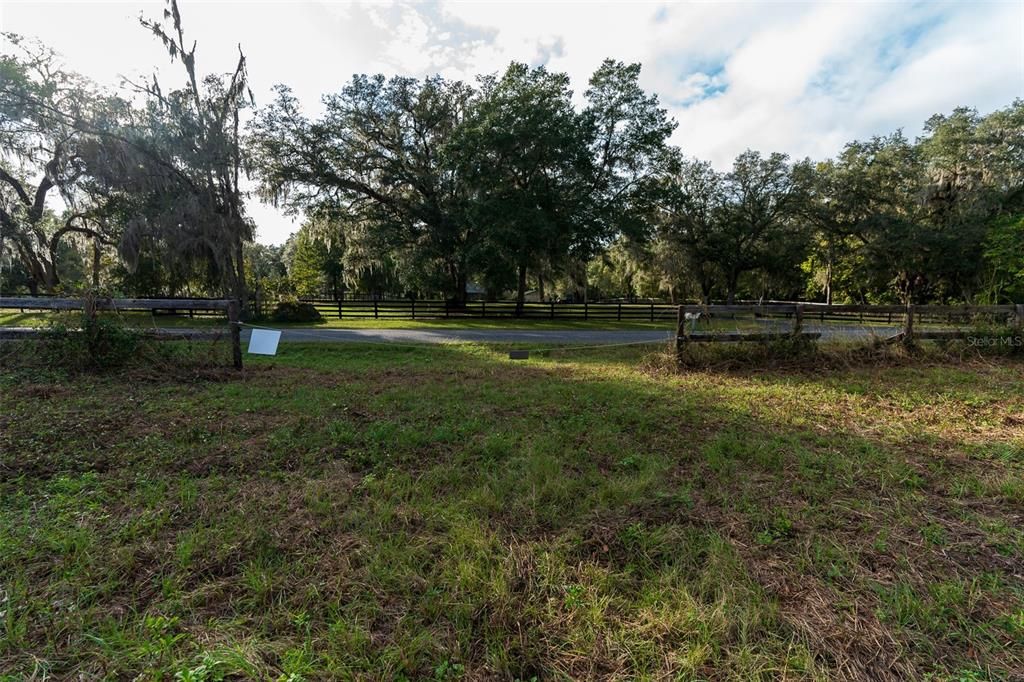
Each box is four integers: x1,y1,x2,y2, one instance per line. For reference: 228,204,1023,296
515,264,527,316
92,238,101,288
447,261,468,306
726,270,738,305
42,257,59,294
824,258,833,305
456,265,467,305
232,237,249,318
699,269,714,305
537,272,545,302
17,243,50,295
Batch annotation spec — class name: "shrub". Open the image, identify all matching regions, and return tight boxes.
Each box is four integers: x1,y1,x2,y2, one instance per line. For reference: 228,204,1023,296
40,312,143,370
269,301,323,323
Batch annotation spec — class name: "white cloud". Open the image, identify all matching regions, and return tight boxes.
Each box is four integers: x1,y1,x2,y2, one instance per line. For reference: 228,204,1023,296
2,0,1021,243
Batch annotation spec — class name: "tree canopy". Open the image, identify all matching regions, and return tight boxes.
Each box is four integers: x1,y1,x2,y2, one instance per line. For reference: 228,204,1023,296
2,9,1022,309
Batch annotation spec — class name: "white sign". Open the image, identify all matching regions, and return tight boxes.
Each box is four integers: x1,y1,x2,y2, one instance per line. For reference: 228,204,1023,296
247,328,282,355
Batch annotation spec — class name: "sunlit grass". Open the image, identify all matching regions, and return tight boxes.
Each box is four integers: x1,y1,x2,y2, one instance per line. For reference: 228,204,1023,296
1,343,1022,678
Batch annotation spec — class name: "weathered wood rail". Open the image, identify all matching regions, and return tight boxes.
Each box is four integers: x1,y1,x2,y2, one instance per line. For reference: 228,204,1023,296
0,297,242,369
675,302,1024,359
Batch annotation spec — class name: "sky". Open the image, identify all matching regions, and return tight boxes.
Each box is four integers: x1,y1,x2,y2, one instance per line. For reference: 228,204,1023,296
2,0,1022,245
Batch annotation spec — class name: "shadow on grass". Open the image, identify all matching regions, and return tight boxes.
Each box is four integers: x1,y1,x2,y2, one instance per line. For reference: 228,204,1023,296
1,342,1021,679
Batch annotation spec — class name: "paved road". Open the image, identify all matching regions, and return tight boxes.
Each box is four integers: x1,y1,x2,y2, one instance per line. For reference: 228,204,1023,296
240,326,678,345
238,322,903,345
0,322,905,346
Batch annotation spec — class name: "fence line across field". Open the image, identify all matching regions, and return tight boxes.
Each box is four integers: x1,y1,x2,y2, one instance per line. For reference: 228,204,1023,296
0,296,243,369
296,297,681,322
5,297,1024,369
674,302,1024,360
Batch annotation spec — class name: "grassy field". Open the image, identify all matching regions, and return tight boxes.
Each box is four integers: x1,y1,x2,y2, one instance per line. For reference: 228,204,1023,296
2,343,1023,679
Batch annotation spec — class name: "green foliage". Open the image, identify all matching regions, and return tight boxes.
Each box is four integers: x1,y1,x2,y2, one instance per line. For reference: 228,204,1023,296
90,0,254,302
269,301,323,323
39,312,142,370
251,60,676,307
983,213,1024,301
251,73,476,301
453,62,594,308
286,220,343,298
0,34,118,294
5,20,1024,307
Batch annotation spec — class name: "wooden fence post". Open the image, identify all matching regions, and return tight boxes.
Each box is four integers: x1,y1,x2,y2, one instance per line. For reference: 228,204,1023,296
374,299,378,319
793,304,804,336
550,301,554,319
584,300,588,321
904,302,915,344
227,299,243,370
617,302,621,321
650,302,654,322
676,306,687,362
337,300,342,319
411,299,416,320
1015,304,1024,330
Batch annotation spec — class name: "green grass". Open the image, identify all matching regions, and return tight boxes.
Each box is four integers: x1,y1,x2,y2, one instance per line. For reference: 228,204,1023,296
2,344,1023,679
0,311,228,329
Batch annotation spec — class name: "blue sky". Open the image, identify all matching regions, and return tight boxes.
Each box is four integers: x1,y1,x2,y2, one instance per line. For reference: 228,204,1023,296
2,0,1022,244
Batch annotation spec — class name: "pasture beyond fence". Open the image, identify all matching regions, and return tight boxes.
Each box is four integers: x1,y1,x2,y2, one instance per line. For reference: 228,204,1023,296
0,297,242,369
4,297,1024,367
674,302,1024,359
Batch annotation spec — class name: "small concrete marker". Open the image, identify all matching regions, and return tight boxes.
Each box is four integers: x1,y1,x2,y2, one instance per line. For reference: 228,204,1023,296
508,350,530,360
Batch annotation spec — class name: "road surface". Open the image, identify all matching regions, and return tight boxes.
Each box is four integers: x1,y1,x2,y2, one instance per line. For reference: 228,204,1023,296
0,322,906,345
237,322,903,345
240,326,678,345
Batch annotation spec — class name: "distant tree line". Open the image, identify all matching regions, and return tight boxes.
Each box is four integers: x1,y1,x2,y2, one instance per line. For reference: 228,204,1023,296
2,0,1022,310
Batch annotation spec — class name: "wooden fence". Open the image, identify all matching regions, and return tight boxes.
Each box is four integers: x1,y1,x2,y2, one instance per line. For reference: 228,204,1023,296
299,298,679,322
675,302,1024,358
0,297,242,369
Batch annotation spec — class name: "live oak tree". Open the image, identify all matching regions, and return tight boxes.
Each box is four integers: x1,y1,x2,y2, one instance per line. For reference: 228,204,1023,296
10,12,1021,308
251,75,476,302
83,0,255,304
453,63,594,314
802,159,858,304
250,60,677,308
918,102,1024,301
0,34,120,294
717,151,811,303
662,152,810,303
823,134,941,303
583,60,679,244
659,159,728,303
